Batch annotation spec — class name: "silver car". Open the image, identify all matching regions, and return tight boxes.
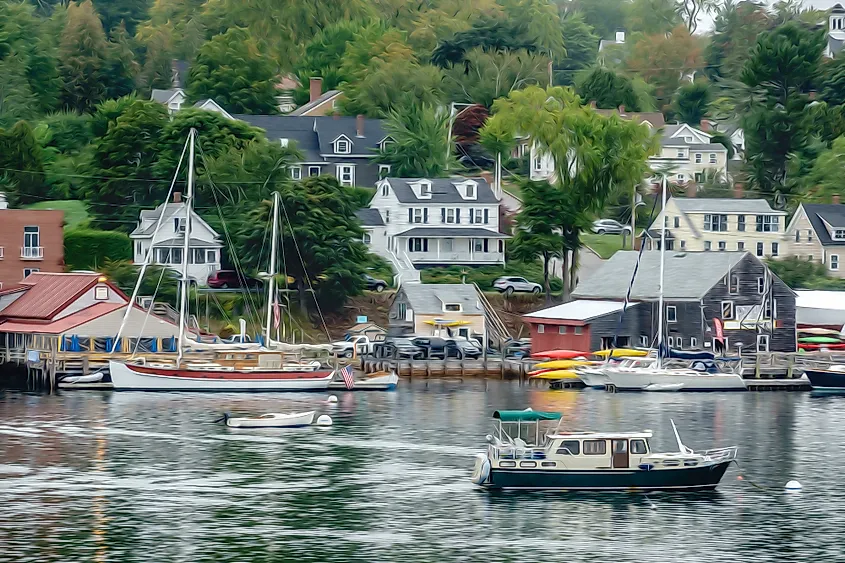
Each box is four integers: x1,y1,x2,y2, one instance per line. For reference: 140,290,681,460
492,276,542,295
592,219,632,235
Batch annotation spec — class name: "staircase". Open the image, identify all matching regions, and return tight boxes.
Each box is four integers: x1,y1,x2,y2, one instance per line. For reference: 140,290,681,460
473,283,512,347
148,301,202,334
383,247,420,287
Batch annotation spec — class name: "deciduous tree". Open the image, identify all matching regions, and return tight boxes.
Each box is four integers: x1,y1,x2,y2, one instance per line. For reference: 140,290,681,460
672,80,711,125
376,104,457,177
626,25,703,108
576,67,640,111
0,120,48,206
58,0,109,112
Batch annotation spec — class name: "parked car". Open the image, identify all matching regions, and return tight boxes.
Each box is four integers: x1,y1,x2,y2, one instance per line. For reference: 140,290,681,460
332,335,378,358
411,336,450,360
592,219,632,235
445,339,483,359
363,274,388,293
207,270,262,290
504,339,531,359
377,337,425,360
493,276,542,295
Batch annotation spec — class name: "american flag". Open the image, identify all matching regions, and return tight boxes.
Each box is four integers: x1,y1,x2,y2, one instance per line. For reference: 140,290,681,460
340,365,355,390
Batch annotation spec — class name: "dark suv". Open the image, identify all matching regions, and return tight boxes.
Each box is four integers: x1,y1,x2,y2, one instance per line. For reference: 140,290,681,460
207,270,262,290
445,339,483,359
411,337,450,360
363,274,388,292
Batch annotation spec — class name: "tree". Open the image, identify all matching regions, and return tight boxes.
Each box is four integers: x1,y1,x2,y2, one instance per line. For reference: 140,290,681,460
0,59,37,128
432,14,542,68
58,0,109,112
443,48,550,107
672,80,711,125
559,0,626,40
103,23,139,100
625,0,681,34
482,86,656,299
510,180,563,300
708,131,736,160
376,104,457,177
292,21,365,106
341,60,446,117
820,56,845,107
136,25,175,94
766,256,845,290
187,28,278,115
554,14,598,86
626,25,703,108
740,22,826,198
0,121,48,206
92,0,151,35
705,1,773,81
803,136,845,203
677,0,718,33
576,67,640,111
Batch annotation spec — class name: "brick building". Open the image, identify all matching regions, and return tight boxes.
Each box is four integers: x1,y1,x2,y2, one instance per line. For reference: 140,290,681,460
0,209,64,289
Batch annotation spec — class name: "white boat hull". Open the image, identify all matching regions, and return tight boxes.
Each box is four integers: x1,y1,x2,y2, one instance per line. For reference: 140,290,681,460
109,360,334,391
328,371,399,391
576,370,610,388
225,411,315,428
605,369,746,391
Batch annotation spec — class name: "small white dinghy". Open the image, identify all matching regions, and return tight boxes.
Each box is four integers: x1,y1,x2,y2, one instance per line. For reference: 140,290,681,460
61,372,105,384
217,411,316,428
328,371,399,391
643,383,685,392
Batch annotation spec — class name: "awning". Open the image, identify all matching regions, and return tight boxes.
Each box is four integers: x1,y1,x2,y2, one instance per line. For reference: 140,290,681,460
493,409,561,422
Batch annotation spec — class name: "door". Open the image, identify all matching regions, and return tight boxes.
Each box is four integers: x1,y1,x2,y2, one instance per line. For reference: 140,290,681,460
611,440,629,469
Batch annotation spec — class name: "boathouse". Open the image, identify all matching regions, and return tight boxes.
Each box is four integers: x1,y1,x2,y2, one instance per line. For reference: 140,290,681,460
389,283,486,339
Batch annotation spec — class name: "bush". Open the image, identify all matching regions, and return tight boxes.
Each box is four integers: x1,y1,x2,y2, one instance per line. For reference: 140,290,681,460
420,262,563,292
65,229,131,271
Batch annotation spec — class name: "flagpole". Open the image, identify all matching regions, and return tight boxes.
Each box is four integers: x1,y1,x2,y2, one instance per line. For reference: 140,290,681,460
264,191,280,346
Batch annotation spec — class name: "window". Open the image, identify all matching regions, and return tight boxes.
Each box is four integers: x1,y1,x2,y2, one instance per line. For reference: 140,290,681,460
23,267,39,278
583,440,607,455
421,183,432,196
558,326,567,335
466,184,475,198
695,153,702,163
771,242,779,257
398,302,407,320
718,241,726,251
663,216,668,227
335,138,350,154
676,149,684,158
832,255,840,271
537,324,545,334
443,238,453,252
795,230,800,243
408,238,427,252
94,286,109,300
666,306,677,323
704,241,711,251
757,277,766,294
667,336,675,347
498,240,504,253
378,164,390,179
363,233,371,244
574,326,583,335
384,210,390,223
756,334,769,352
556,440,580,455
695,172,703,183
309,166,321,177
808,229,814,242
638,335,648,347
756,242,764,257
704,214,728,232
709,153,717,164
533,155,542,170
737,241,745,251
677,174,684,181
674,216,680,228
135,241,142,256
835,229,845,241
191,248,207,264
411,208,425,224
756,215,778,232
472,238,486,253
290,166,301,180
763,298,773,320
721,301,735,320
728,274,739,294
737,215,746,232
337,165,354,186
207,250,216,263
691,337,698,348
631,440,648,454
680,240,686,250
443,303,462,312
443,208,455,224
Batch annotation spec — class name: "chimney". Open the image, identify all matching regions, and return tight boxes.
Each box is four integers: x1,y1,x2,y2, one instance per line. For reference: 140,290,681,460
309,77,322,103
685,182,697,198
618,105,625,113
589,100,597,109
615,29,626,43
173,192,182,204
356,114,365,137
834,194,841,204
734,183,743,199
700,119,711,132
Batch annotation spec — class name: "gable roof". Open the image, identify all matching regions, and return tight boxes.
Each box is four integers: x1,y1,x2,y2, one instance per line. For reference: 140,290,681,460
0,273,111,320
383,177,498,204
315,117,387,155
400,283,483,315
151,88,185,104
355,208,385,226
289,90,342,116
130,202,220,239
833,3,845,14
572,251,750,301
192,99,233,120
595,108,665,129
659,124,723,149
802,204,845,246
672,197,785,215
524,299,640,322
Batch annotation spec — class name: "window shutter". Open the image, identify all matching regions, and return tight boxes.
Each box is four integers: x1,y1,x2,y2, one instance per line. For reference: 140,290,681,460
456,209,461,224
469,209,474,224
423,239,429,252
484,209,489,224
408,208,413,223
441,208,446,223
423,208,428,224
408,239,413,252
483,239,489,252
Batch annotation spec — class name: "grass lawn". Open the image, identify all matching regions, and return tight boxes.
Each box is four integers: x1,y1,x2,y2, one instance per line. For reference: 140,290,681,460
581,233,630,259
24,200,90,230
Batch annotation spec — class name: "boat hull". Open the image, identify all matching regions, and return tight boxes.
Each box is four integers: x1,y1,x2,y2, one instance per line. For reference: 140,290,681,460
605,370,746,391
806,369,845,390
482,461,732,491
226,411,316,428
109,361,334,391
328,372,399,391
576,370,610,388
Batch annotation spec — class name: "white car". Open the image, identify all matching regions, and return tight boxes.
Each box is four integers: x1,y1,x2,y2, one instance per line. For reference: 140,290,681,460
493,276,542,295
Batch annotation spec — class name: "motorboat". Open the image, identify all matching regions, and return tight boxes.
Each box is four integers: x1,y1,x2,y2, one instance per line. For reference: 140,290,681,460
471,409,738,492
805,365,845,391
218,411,316,428
603,351,746,391
328,370,399,391
575,357,657,388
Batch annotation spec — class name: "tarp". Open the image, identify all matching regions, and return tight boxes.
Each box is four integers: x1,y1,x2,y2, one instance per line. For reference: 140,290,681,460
493,409,561,422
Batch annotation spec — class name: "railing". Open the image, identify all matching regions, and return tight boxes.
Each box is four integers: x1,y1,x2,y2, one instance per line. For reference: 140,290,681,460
20,246,43,259
473,283,511,346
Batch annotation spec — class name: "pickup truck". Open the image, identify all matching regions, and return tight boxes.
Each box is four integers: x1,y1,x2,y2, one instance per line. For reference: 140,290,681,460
331,335,378,358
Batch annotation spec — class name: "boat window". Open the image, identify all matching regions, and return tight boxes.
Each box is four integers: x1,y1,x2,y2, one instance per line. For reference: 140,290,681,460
519,461,537,468
541,462,556,467
631,439,648,454
583,440,607,455
499,461,516,467
556,440,580,455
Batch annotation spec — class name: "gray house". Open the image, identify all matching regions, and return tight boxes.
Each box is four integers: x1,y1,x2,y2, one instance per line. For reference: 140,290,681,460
561,251,796,353
233,114,390,187
389,283,486,338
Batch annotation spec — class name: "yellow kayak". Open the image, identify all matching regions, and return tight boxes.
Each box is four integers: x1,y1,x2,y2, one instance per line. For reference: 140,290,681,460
533,359,594,370
530,369,580,380
593,348,649,358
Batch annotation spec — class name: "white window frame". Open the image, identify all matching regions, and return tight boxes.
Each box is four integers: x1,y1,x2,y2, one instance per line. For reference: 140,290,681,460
771,242,779,257
691,337,698,348
94,286,109,300
335,138,351,154
412,208,424,224
363,233,371,244
23,267,39,278
709,153,716,164
537,324,545,334
308,166,321,177
756,334,769,352
445,209,456,224
737,241,745,251
757,277,766,294
704,241,711,251
695,153,702,163
442,303,462,313
721,300,735,320
378,164,391,179
573,326,582,335
756,242,764,257
639,335,649,347
558,326,567,335
832,254,840,271
336,165,354,186
290,166,301,180
728,274,739,295
718,241,726,251
666,306,677,323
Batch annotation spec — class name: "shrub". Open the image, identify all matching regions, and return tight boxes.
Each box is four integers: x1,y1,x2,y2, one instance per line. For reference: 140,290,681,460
64,229,131,271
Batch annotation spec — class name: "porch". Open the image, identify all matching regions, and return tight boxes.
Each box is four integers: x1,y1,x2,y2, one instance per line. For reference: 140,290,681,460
392,227,508,266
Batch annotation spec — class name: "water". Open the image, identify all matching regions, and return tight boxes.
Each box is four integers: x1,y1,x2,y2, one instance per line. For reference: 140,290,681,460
1,381,843,562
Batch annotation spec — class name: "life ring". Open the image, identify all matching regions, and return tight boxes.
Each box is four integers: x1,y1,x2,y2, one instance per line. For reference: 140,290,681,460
471,453,491,485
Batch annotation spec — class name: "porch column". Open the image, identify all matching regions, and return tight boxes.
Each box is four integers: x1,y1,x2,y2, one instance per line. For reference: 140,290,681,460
469,238,473,262
437,238,441,260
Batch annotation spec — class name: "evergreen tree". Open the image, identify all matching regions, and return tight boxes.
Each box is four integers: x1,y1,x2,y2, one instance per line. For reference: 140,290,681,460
0,59,37,128
0,121,48,206
58,0,109,112
93,0,151,35
672,80,711,125
376,104,457,177
555,14,598,86
576,67,640,111
820,56,845,107
187,27,278,114
103,23,139,100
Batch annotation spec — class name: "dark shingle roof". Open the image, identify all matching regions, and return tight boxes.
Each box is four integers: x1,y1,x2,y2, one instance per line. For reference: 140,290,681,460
315,117,387,155
355,208,384,226
401,284,483,315
803,204,845,246
394,227,508,238
385,177,498,204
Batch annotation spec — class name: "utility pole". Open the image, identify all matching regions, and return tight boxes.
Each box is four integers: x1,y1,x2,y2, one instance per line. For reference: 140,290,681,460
630,183,637,249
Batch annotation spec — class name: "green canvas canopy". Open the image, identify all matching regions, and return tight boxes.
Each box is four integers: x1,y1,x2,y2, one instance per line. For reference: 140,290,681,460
493,409,562,422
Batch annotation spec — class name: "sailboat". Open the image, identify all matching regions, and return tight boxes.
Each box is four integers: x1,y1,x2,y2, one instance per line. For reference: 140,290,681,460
602,176,746,392
109,129,335,391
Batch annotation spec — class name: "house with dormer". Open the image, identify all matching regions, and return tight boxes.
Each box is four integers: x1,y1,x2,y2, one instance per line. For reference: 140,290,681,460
234,114,390,187
826,4,845,58
785,201,845,278
363,177,507,267
649,123,728,184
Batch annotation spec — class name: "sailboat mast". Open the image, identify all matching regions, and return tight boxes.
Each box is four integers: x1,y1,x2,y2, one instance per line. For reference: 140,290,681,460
264,191,280,346
656,175,668,368
176,128,195,366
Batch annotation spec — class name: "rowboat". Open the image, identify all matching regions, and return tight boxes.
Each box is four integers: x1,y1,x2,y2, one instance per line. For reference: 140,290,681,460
328,370,399,390
219,411,316,428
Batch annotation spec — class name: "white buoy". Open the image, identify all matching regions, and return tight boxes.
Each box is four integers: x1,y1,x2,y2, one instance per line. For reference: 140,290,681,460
327,395,338,403
315,415,333,427
785,480,803,491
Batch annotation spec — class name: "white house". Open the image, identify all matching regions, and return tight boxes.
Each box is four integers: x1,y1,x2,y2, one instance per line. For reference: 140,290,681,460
151,88,187,114
363,177,507,268
649,123,728,184
826,3,845,58
130,194,223,285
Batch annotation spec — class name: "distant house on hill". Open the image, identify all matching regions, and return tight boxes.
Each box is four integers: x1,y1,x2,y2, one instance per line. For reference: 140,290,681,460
389,283,485,338
826,4,845,57
785,201,845,278
289,78,344,117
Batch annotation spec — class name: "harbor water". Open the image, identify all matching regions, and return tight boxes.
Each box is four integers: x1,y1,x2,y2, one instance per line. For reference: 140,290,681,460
1,380,844,562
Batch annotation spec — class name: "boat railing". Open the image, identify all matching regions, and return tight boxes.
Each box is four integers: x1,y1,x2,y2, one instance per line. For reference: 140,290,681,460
702,446,738,462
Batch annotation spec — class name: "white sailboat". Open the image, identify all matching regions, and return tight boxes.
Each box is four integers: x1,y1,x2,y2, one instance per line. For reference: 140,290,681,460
109,129,334,391
602,177,746,392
